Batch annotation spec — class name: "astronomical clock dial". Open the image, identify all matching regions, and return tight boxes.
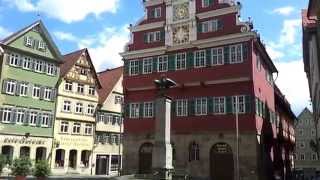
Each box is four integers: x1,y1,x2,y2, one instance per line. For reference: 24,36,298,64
173,3,189,21
173,25,189,44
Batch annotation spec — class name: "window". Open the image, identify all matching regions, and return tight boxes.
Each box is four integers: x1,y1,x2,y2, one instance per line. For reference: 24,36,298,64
312,130,316,136
230,44,243,64
176,53,186,70
29,112,37,126
110,155,121,172
144,102,154,118
84,124,93,135
44,88,52,100
88,86,95,96
202,0,210,7
195,98,207,115
98,113,104,123
129,103,140,118
23,57,32,69
60,121,69,133
5,80,16,95
77,84,84,94
256,55,261,71
64,81,73,91
34,60,43,72
213,97,225,114
299,129,303,136
80,150,91,167
195,50,206,68
153,7,161,18
312,153,318,160
47,63,55,75
72,123,81,134
9,53,20,66
158,56,168,72
38,41,46,50
176,99,188,117
87,104,95,115
143,58,153,74
75,103,83,113
41,114,49,127
266,71,273,84
129,60,139,76
202,20,218,33
2,108,12,123
300,142,305,149
232,95,245,113
115,95,123,104
32,85,41,98
16,110,24,124
146,31,161,43
25,37,33,47
212,48,224,65
189,142,200,161
80,68,87,75
300,153,305,160
20,83,28,96
63,101,71,112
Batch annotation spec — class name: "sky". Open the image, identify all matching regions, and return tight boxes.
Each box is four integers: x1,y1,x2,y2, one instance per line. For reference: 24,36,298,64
0,0,311,115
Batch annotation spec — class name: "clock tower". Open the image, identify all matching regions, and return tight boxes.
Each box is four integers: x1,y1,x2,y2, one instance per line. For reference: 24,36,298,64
165,0,197,46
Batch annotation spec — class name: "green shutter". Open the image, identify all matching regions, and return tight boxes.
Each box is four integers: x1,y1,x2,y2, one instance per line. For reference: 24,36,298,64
150,9,155,19
224,46,230,64
209,0,213,5
255,98,259,115
171,101,176,117
36,113,42,127
245,95,252,113
197,23,202,33
168,54,176,71
161,30,165,42
10,109,16,124
125,104,130,118
124,60,129,75
153,57,158,72
218,20,224,30
208,97,213,114
206,49,212,67
138,60,143,74
139,103,144,118
226,96,233,114
242,42,249,61
144,33,148,43
188,99,195,116
187,51,194,69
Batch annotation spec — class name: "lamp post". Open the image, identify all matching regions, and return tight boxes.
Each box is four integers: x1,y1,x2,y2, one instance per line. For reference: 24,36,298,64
235,96,240,180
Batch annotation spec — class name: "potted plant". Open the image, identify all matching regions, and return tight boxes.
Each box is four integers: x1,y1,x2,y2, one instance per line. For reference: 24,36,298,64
33,160,51,180
0,154,6,174
11,158,32,180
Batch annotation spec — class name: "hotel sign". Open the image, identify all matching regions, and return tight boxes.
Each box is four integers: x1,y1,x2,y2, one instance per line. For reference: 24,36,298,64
1,137,46,145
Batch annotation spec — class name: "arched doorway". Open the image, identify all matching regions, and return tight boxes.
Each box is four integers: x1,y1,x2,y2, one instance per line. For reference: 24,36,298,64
210,143,234,180
69,150,77,169
20,146,30,158
1,146,14,164
55,149,65,168
139,143,153,174
36,147,47,161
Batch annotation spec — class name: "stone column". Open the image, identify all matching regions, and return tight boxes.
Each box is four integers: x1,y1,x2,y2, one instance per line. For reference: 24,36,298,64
152,96,173,180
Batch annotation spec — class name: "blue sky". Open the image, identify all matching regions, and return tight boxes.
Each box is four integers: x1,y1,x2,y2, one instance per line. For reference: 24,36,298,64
0,0,311,115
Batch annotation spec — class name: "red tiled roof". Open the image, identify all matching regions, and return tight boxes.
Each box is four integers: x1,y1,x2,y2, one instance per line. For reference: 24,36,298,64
302,9,317,29
97,66,123,104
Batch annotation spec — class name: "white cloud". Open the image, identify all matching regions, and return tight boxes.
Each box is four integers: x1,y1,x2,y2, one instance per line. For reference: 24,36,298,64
0,26,12,40
5,0,119,23
279,19,301,46
275,60,311,115
272,6,295,16
266,45,284,60
55,25,130,71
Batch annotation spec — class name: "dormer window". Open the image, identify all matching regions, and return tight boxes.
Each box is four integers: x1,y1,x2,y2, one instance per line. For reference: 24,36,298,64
25,36,33,47
202,0,212,8
150,7,161,19
144,31,162,43
38,41,46,51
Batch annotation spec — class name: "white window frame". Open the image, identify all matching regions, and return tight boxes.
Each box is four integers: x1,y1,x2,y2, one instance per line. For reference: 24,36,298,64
87,104,95,115
16,109,24,124
129,103,140,118
115,95,123,104
64,81,73,91
60,121,69,133
34,60,43,72
38,41,46,50
32,85,41,98
25,36,33,47
176,99,188,117
72,122,81,134
158,56,168,72
194,50,206,68
176,53,186,70
2,108,12,123
63,101,71,112
129,60,139,76
44,88,52,101
84,124,93,135
195,98,207,115
9,53,20,66
232,95,245,114
75,103,84,114
6,80,16,95
147,31,161,43
22,57,32,69
77,84,84,94
212,47,224,65
230,44,243,64
213,97,226,114
29,112,37,126
143,58,153,74
41,114,49,127
46,63,55,75
202,0,210,8
19,83,28,96
202,20,218,33
143,102,154,118
88,86,95,96
154,7,161,18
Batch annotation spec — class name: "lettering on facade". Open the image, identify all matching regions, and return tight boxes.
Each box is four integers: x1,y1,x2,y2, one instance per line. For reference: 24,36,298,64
2,138,46,145
59,137,92,147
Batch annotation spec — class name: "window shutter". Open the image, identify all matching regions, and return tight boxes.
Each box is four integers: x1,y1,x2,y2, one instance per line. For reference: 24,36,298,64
11,108,16,124
188,99,195,116
42,62,47,73
218,20,224,30
206,49,212,66
5,54,10,65
51,89,57,101
144,33,148,43
2,80,7,93
18,56,23,67
226,96,233,114
242,43,249,61
15,82,21,96
197,23,203,33
32,39,37,49
224,46,230,64
139,103,144,118
124,104,130,118
31,59,35,70
208,97,213,114
209,0,214,5
152,57,158,72
24,111,30,125
160,30,165,42
150,9,155,19
12,80,17,94
28,84,34,97
36,113,42,127
124,60,129,75
245,95,252,113
171,100,176,117
39,87,45,100
187,51,194,69
49,114,53,127
0,108,3,122
168,54,176,71
138,60,143,74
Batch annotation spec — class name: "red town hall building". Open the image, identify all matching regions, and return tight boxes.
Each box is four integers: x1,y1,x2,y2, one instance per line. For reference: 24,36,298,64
121,0,296,179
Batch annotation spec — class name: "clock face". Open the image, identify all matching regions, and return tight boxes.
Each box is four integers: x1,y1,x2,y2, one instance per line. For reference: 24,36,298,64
173,25,189,44
173,3,189,21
